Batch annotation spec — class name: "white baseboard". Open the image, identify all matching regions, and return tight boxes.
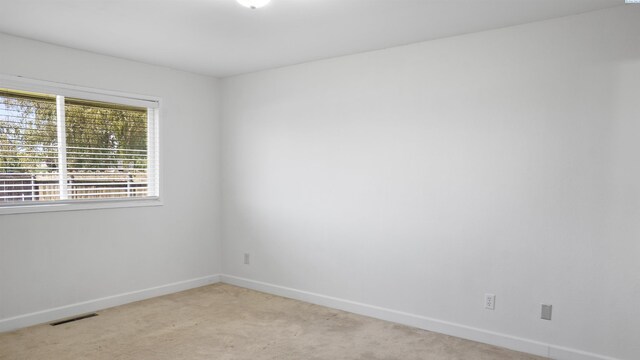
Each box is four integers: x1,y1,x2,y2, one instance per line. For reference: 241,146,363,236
548,346,621,360
0,274,220,333
220,274,621,360
1,273,621,360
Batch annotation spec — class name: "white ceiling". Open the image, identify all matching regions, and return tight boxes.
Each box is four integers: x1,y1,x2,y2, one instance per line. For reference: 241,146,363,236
0,0,620,77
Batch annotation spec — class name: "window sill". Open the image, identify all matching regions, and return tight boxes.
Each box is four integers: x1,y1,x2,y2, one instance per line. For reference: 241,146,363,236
0,197,162,215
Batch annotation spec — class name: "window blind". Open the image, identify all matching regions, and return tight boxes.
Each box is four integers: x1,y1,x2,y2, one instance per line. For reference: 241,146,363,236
0,88,158,205
0,90,60,202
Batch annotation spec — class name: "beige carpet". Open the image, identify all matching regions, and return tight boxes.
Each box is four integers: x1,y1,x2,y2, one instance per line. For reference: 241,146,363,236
0,284,546,360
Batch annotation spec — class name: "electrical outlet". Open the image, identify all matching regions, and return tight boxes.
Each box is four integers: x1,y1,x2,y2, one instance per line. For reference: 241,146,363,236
244,253,250,265
485,294,496,310
541,304,552,320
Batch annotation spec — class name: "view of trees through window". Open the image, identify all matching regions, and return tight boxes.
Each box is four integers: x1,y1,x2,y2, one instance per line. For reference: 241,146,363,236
0,88,150,203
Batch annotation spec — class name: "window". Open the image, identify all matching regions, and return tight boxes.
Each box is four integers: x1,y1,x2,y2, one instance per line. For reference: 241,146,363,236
0,76,159,213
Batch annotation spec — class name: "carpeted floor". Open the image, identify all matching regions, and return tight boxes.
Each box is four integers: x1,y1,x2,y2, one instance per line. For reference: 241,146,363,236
0,284,546,360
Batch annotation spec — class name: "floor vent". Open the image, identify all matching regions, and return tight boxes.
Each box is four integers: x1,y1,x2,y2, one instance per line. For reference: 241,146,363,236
50,313,98,326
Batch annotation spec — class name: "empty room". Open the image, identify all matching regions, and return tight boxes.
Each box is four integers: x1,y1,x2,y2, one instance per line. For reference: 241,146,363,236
0,0,638,359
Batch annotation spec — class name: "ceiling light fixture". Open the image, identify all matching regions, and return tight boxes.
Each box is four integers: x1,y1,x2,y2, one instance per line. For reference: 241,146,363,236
237,0,271,9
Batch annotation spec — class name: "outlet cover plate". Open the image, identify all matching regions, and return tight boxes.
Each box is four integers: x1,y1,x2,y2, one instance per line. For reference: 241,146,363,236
485,294,496,310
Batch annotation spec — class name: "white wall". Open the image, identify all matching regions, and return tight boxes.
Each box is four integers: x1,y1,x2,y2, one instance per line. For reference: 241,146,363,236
221,6,640,360
0,34,222,326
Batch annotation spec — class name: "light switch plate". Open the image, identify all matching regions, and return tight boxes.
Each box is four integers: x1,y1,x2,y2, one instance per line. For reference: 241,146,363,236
541,304,552,320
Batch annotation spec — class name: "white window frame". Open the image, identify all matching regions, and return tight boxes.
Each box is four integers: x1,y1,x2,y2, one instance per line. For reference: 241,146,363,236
0,74,162,215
